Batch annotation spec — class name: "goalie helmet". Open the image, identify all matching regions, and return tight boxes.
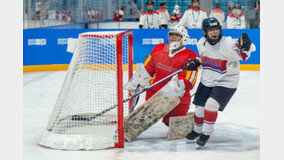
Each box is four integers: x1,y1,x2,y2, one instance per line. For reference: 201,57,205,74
168,25,189,50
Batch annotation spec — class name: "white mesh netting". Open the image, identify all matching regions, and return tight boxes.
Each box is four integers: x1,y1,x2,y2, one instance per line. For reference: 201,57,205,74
39,31,132,150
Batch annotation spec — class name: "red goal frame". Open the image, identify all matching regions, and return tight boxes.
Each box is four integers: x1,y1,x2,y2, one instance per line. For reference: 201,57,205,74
115,30,133,148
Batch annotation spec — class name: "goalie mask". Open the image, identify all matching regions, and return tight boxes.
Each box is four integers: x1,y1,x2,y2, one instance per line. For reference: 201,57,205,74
168,25,189,50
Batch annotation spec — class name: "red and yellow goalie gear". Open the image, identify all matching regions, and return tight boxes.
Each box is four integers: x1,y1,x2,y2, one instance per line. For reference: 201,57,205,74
149,75,156,86
185,70,198,87
144,55,152,66
178,69,198,91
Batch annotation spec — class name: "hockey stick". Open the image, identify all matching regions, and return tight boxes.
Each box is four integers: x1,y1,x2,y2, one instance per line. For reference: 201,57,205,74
129,84,141,113
71,60,196,121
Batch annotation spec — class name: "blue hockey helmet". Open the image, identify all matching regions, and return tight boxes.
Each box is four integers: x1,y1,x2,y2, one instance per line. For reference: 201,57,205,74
202,17,222,45
202,17,222,31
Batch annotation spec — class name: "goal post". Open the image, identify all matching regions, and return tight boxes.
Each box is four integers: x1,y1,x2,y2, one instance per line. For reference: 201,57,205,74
39,30,133,150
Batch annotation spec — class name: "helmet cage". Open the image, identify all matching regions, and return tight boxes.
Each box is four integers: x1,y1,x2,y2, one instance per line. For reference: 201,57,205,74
168,25,189,46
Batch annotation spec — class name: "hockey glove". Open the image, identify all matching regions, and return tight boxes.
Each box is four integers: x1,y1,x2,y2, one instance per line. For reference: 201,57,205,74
236,33,252,52
160,75,185,98
124,63,152,95
185,57,202,71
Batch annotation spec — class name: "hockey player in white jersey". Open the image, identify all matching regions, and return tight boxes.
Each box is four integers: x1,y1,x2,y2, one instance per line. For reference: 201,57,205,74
185,17,256,148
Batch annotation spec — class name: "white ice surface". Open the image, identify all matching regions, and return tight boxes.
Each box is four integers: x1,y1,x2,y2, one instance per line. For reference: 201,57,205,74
23,71,260,160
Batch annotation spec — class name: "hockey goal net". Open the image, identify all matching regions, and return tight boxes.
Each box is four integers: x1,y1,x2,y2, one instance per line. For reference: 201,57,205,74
39,30,133,150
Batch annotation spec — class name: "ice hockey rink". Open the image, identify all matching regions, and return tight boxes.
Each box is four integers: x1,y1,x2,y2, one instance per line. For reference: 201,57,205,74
23,70,260,160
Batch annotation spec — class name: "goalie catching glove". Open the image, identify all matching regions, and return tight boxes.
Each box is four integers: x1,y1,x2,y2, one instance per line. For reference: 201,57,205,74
124,63,152,95
160,75,185,98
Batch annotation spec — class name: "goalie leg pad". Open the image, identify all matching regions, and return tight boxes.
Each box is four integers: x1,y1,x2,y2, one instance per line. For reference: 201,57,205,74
162,104,189,126
124,91,180,142
167,112,194,140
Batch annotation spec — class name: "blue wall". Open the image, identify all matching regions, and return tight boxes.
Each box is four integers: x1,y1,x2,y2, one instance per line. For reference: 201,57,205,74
24,29,260,66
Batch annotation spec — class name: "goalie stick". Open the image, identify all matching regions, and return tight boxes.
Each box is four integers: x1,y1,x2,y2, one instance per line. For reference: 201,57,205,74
70,59,198,121
129,84,141,113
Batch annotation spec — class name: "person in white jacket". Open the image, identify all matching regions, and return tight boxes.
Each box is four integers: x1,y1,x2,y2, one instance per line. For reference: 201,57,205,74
226,5,246,29
209,2,225,28
171,5,181,22
185,17,256,148
139,0,166,29
179,0,207,29
157,2,171,28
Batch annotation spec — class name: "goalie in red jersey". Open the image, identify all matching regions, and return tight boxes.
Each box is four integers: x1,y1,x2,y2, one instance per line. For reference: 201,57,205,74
125,25,200,126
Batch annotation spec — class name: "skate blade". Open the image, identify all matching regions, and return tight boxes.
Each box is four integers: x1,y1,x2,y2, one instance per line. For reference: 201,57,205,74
195,144,204,150
195,144,203,150
186,139,196,144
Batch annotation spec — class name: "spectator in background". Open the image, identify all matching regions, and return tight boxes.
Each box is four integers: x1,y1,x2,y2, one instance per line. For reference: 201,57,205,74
87,8,91,21
254,0,260,10
135,6,143,21
254,0,260,28
62,9,67,21
179,0,207,29
171,5,181,22
209,2,225,28
157,2,171,28
226,5,246,29
113,6,125,22
228,2,234,12
139,0,166,29
90,9,96,21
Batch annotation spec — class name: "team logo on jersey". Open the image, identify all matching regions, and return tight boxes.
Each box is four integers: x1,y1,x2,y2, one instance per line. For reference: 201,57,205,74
156,63,178,73
202,56,227,74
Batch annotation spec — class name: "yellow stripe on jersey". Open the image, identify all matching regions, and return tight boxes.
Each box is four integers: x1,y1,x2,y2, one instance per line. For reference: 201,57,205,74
192,71,198,86
149,74,156,85
185,71,192,80
144,55,152,66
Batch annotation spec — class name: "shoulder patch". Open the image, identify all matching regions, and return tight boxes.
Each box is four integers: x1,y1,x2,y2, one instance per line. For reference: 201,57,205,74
212,8,224,13
186,8,193,11
228,13,234,18
157,8,166,13
142,12,148,16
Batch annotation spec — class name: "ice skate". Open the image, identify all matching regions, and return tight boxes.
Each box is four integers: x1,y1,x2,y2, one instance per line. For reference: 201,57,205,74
185,130,201,143
195,133,210,149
